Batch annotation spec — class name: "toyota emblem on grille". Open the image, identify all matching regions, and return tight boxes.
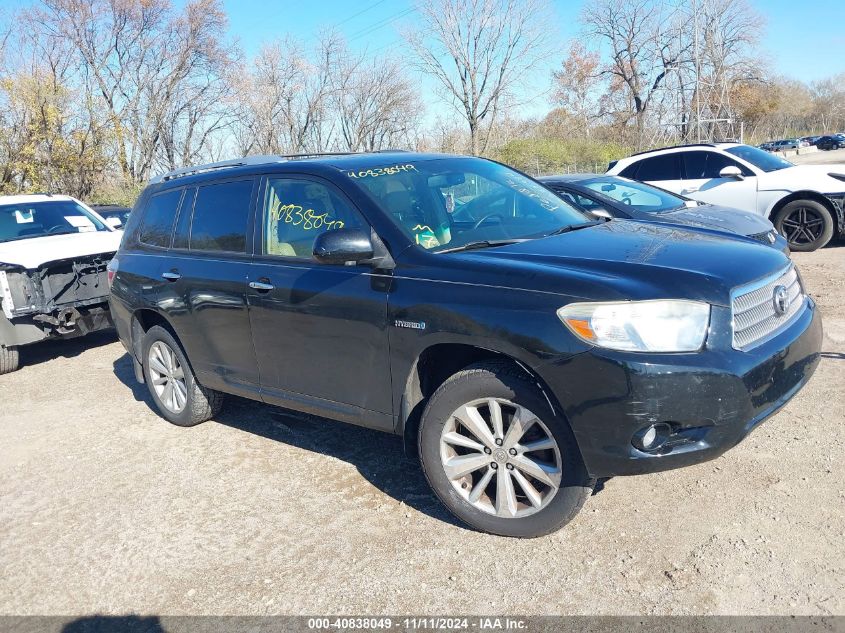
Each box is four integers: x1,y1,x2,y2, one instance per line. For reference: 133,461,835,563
773,285,789,315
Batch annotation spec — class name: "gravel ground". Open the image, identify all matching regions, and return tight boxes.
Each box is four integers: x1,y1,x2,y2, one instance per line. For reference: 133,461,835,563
1,244,843,617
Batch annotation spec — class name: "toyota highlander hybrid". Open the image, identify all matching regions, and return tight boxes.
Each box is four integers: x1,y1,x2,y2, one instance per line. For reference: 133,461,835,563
109,152,822,537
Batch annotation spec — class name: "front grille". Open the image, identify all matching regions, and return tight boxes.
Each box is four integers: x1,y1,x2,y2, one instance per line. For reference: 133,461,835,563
732,265,804,350
749,230,775,245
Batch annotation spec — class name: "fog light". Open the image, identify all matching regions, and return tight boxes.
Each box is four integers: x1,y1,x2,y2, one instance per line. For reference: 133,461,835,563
632,423,672,452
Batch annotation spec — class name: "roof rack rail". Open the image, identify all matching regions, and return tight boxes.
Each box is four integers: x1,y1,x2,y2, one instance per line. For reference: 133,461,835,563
150,155,289,184
629,143,717,157
149,149,414,184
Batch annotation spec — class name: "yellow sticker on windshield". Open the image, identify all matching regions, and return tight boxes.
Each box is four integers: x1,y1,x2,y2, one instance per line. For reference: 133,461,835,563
347,164,418,179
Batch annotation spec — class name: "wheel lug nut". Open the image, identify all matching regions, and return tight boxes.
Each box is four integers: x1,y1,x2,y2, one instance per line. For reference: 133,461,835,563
495,438,503,446
490,462,498,469
506,463,514,470
508,448,517,456
484,447,491,454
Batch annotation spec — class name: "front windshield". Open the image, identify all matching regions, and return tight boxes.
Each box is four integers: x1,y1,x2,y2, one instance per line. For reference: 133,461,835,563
345,158,588,252
582,176,686,213
0,200,108,243
725,144,792,172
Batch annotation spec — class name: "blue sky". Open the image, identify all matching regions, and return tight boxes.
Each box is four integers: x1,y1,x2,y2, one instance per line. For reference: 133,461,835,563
222,0,844,81
218,0,844,123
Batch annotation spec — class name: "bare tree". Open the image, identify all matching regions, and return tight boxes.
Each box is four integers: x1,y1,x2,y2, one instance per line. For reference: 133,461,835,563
404,0,551,155
332,51,420,152
32,0,236,184
581,0,687,149
232,32,342,156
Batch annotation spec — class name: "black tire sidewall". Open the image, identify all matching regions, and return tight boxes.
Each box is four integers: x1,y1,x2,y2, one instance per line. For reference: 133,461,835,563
774,200,834,252
418,367,592,538
141,325,201,426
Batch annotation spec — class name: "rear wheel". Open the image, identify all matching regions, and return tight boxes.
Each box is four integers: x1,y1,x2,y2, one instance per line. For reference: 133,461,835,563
773,199,834,252
418,361,594,537
0,344,20,375
141,325,224,426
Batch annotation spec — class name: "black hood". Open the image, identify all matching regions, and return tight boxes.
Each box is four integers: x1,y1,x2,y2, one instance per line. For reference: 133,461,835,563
454,220,790,307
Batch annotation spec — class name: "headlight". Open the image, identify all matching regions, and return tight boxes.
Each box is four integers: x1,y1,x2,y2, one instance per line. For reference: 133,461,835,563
557,300,711,352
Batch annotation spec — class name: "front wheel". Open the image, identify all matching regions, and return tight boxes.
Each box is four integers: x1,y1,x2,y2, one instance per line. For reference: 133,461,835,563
773,199,835,252
418,361,594,537
141,325,224,426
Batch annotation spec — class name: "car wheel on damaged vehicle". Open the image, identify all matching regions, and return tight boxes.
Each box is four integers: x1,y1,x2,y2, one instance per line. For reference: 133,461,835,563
141,325,224,426
0,344,20,375
773,200,835,252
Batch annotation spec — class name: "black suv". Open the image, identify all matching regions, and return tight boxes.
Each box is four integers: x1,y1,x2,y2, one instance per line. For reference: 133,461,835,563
109,152,822,537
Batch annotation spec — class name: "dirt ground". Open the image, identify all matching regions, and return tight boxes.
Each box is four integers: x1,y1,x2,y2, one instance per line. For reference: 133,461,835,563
1,244,843,617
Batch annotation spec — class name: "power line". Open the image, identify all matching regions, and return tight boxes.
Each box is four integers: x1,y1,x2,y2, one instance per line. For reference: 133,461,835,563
336,0,390,27
349,7,416,41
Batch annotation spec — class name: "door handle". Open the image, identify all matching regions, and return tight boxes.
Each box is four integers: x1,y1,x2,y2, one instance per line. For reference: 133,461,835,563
161,271,181,281
249,279,274,292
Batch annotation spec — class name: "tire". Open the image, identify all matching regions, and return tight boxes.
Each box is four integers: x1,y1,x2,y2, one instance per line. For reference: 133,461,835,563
773,199,835,252
0,345,20,375
141,325,224,426
418,360,594,538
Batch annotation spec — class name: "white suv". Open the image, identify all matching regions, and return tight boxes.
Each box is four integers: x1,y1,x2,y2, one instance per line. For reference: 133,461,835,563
606,143,845,251
0,194,122,374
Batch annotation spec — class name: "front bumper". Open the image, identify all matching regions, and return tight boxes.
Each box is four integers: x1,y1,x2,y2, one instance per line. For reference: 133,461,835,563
821,192,845,234
0,304,113,347
541,298,822,478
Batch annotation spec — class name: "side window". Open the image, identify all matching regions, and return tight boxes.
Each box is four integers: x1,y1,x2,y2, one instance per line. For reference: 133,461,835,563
264,178,364,258
618,163,640,179
190,180,253,253
139,189,183,247
683,151,751,179
634,154,681,181
172,188,196,250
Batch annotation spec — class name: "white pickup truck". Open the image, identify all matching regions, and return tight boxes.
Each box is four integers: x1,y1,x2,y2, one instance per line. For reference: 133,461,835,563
0,194,123,374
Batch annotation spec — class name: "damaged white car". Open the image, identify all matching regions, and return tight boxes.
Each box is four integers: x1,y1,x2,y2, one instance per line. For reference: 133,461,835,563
0,194,122,374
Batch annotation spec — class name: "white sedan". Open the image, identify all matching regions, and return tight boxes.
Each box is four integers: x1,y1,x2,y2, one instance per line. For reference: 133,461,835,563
606,143,845,251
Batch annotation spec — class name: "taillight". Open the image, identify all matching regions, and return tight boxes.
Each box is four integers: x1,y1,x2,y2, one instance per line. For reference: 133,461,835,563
107,257,118,289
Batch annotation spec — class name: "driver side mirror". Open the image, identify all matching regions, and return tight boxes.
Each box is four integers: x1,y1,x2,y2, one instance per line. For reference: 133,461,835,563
719,165,744,180
312,228,374,265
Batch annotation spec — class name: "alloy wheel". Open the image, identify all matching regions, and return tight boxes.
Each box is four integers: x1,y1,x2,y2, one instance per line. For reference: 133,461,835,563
439,398,562,518
148,341,188,413
781,207,826,246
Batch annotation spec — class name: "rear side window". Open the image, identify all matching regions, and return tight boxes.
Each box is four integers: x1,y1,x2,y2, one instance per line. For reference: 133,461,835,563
139,189,183,247
190,180,253,253
633,154,681,181
683,151,752,179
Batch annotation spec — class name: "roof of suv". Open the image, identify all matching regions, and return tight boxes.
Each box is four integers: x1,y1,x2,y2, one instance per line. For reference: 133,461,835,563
148,151,457,186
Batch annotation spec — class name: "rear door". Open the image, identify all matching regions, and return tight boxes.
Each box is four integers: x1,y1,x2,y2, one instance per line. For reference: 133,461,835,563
678,150,758,212
246,174,393,430
156,178,260,394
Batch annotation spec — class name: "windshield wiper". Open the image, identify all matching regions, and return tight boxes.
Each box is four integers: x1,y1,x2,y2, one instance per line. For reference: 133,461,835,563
545,220,606,236
437,239,526,254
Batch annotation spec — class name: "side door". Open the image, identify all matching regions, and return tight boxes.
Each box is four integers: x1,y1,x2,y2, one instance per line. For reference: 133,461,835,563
246,174,393,431
156,178,260,395
678,150,758,211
